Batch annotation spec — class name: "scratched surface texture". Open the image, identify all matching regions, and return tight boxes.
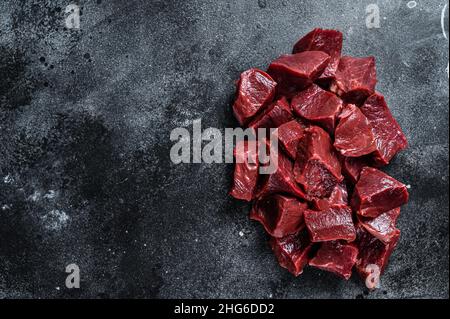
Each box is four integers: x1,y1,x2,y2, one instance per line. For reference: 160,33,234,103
0,0,448,299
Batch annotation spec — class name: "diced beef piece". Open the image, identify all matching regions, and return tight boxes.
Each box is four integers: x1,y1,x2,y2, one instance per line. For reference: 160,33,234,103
276,120,307,160
359,208,401,244
229,141,259,202
248,97,293,130
268,51,331,98
331,56,377,105
233,68,277,126
304,205,356,242
309,241,359,280
334,104,377,157
313,182,348,211
250,195,307,238
294,126,343,198
228,29,409,285
341,156,370,184
351,167,409,218
293,28,343,85
270,231,312,276
360,93,408,166
291,84,344,133
355,226,400,288
256,149,308,200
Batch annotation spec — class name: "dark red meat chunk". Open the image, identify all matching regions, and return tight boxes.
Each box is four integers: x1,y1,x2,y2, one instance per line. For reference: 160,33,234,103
293,28,343,85
334,104,377,157
360,93,408,166
256,149,308,201
359,208,401,244
233,68,277,126
268,51,331,98
229,141,259,202
312,182,348,211
304,205,356,242
309,241,359,280
291,84,343,133
351,167,409,218
341,156,370,184
294,126,343,198
270,231,312,276
228,29,410,287
250,195,307,238
355,226,400,289
331,56,377,105
276,120,307,160
248,97,293,130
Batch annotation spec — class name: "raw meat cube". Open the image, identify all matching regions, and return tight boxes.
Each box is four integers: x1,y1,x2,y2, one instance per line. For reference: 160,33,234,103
351,167,409,218
359,208,401,244
312,182,348,211
331,56,377,105
256,148,308,200
293,28,343,85
250,195,307,238
342,156,370,184
248,97,293,130
229,141,259,202
304,205,357,242
291,84,344,133
360,93,408,166
294,126,343,198
270,231,312,276
309,241,359,280
268,51,331,98
276,120,307,160
233,68,277,126
355,226,401,288
334,104,377,157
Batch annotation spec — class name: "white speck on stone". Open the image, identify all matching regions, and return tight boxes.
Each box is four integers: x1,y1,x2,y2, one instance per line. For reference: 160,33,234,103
3,175,13,184
239,231,244,237
43,190,57,200
42,210,70,231
2,204,11,211
406,185,412,189
56,287,60,291
28,191,41,202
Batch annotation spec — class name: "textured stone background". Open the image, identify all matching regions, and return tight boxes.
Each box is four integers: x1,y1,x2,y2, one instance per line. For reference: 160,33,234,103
0,0,448,299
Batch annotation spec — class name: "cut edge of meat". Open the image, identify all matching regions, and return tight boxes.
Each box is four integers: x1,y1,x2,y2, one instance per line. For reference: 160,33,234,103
309,241,359,280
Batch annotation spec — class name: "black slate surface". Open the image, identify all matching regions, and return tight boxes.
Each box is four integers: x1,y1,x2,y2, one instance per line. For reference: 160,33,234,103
0,0,448,299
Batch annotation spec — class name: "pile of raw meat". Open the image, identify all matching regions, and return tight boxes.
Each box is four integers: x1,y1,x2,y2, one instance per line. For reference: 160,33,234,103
230,29,409,287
